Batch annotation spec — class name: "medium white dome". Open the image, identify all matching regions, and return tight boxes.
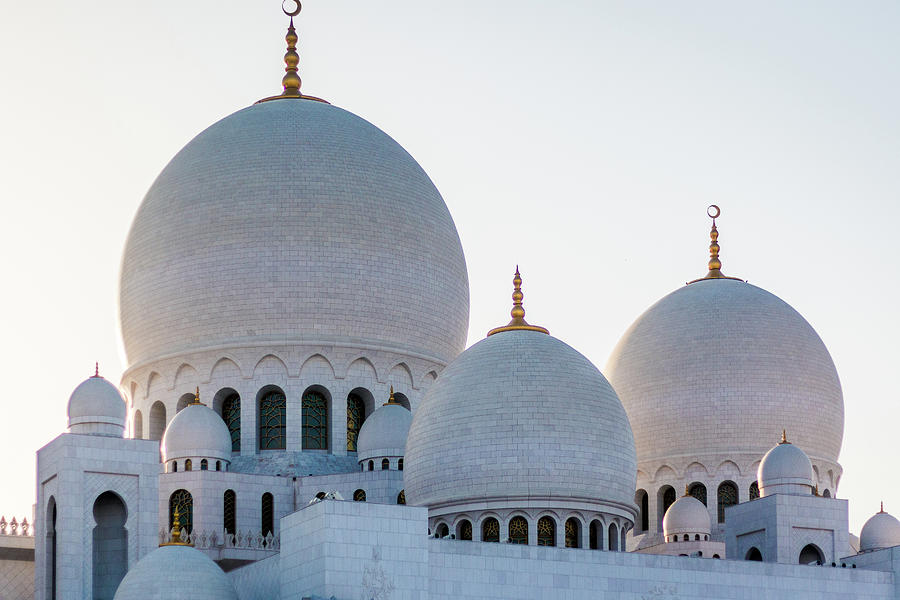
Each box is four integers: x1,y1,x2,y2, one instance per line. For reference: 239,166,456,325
113,545,238,600
357,401,412,463
859,508,900,552
757,436,813,497
67,375,126,436
663,494,711,538
119,98,469,369
606,278,844,467
405,329,637,513
161,402,232,464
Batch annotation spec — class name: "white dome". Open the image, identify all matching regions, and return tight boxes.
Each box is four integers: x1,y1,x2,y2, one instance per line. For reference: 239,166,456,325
113,544,238,600
757,437,813,497
357,401,412,463
161,402,232,463
67,375,126,436
859,509,900,552
606,278,844,467
405,329,637,513
663,494,711,538
119,98,469,369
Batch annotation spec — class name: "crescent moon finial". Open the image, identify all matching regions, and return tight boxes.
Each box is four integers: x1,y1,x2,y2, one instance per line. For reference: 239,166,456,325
282,0,302,17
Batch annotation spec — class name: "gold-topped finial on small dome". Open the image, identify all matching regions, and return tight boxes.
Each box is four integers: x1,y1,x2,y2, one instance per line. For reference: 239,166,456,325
780,429,790,444
487,267,549,337
162,507,191,547
879,501,885,514
684,484,691,497
190,387,204,406
92,362,100,378
687,205,744,285
256,1,329,104
384,385,398,406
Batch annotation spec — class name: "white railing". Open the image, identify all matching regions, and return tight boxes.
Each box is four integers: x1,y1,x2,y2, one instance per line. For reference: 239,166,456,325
159,528,280,551
0,516,32,537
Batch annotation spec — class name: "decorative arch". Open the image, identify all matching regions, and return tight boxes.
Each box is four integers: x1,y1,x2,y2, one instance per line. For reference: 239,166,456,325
92,491,128,600
435,523,450,538
176,393,195,413
749,481,760,500
481,516,500,542
799,543,824,565
381,458,390,470
345,357,379,383
745,547,763,561
688,482,708,506
565,517,581,548
346,389,370,452
589,519,604,550
209,356,243,382
635,489,649,532
456,519,473,541
215,388,241,452
657,485,677,532
353,489,367,502
299,353,335,379
132,410,143,440
145,371,163,399
149,401,166,441
608,522,619,551
685,461,710,478
715,459,742,478
302,385,330,450
388,362,415,389
257,386,286,450
508,516,528,544
717,481,738,523
537,516,556,546
173,363,199,388
653,464,679,482
253,354,289,378
168,489,193,534
392,391,411,411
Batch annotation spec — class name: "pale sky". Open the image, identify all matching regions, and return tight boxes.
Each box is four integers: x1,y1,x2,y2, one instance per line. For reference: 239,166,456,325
1,1,898,535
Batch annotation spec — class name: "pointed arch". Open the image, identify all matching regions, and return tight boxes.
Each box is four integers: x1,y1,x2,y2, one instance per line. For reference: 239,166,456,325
146,371,163,398
174,363,199,387
653,464,678,482
388,362,414,389
300,353,335,379
209,356,243,381
132,410,143,440
253,354,289,378
149,401,166,441
716,460,742,478
92,491,127,599
345,357,379,382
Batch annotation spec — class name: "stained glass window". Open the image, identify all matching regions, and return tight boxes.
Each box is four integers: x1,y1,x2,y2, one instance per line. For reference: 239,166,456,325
223,490,236,535
200,459,208,471
168,489,193,534
184,459,192,472
509,516,528,545
482,518,500,543
259,391,286,450
261,493,274,537
381,458,390,470
537,516,555,546
662,487,677,515
565,518,580,548
221,393,241,452
717,481,738,523
689,482,707,506
749,481,760,500
354,489,367,502
397,490,405,505
346,393,365,452
302,391,328,450
459,520,472,541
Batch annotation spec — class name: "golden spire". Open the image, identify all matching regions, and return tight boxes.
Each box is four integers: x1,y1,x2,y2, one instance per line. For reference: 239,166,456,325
684,485,691,497
384,385,398,406
687,205,743,284
190,386,204,406
162,507,191,546
780,429,790,445
256,1,329,104
487,267,549,336
92,362,100,378
879,501,885,514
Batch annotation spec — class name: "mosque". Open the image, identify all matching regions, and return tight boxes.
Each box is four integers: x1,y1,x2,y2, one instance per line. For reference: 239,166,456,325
2,4,900,600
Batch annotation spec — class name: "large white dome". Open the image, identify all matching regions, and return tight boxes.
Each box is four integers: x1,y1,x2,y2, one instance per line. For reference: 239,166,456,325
119,98,469,368
405,329,637,513
113,545,238,600
859,508,900,553
67,375,126,436
606,278,844,467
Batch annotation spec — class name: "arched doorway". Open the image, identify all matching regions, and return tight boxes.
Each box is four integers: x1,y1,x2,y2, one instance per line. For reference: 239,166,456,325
92,492,128,600
745,547,763,561
799,543,824,565
45,497,57,600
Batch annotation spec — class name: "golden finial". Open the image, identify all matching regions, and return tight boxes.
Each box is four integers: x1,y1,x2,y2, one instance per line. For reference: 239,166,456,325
814,484,819,496
162,507,191,546
384,385,398,406
780,429,790,445
256,1,329,104
687,205,743,285
487,267,550,336
879,501,885,514
92,362,100,378
190,387,203,405
684,485,691,497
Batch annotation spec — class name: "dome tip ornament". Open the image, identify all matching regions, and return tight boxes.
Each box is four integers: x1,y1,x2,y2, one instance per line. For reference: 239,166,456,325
780,429,790,445
686,205,744,285
92,362,100,378
384,385,398,406
487,267,549,337
190,386,204,406
256,1,329,105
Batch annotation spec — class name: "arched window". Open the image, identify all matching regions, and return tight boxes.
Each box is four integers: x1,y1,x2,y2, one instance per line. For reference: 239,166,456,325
565,518,580,548
261,492,274,538
168,489,193,534
368,460,374,471
398,458,403,471
149,401,166,441
589,520,602,550
717,481,738,523
184,459,192,472
509,516,528,544
92,492,127,600
799,543,824,565
823,489,832,498
636,489,649,531
258,390,286,450
171,461,177,473
397,490,406,505
537,516,556,546
223,490,236,535
302,390,328,450
749,481,760,500
482,518,500,543
695,534,700,541
457,520,472,541
216,461,221,471
133,410,143,440
659,486,677,531
354,489,367,502
221,392,241,452
608,523,619,551
45,497,56,600
688,482,707,506
745,547,763,561
200,459,208,471
382,458,390,470
683,534,689,541
436,523,449,538
346,393,365,452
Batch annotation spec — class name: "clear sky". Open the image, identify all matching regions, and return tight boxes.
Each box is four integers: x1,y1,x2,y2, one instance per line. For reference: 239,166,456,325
1,1,897,535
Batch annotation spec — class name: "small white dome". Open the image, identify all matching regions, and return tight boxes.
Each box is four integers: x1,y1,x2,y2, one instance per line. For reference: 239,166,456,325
663,494,711,538
357,400,412,463
113,545,237,600
67,375,126,437
161,402,232,464
758,435,813,497
859,508,900,552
